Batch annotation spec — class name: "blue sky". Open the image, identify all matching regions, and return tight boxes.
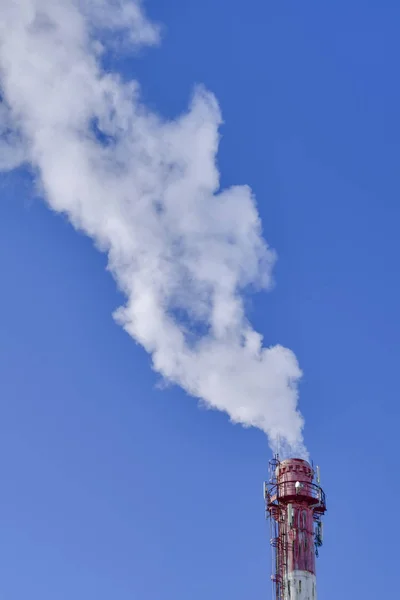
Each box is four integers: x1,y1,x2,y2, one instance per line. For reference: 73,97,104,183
0,1,399,598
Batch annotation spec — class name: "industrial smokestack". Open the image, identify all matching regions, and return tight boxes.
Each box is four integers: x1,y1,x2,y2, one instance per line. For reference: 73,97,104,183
264,458,327,600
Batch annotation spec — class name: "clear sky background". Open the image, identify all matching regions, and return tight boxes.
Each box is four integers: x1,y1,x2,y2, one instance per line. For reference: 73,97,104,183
0,0,399,598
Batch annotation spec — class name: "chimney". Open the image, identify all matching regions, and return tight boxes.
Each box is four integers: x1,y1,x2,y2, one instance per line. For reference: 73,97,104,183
264,457,327,599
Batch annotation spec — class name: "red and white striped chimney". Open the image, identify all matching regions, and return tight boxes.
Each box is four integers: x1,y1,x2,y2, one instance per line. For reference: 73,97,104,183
264,457,326,600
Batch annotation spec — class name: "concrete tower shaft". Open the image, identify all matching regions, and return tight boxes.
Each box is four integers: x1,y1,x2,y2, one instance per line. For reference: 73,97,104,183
264,458,326,600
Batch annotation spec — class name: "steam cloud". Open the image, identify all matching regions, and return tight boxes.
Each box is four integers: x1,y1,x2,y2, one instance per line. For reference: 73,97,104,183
0,0,306,455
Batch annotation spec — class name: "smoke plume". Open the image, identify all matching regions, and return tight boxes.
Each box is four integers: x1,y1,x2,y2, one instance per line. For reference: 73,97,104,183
0,0,305,455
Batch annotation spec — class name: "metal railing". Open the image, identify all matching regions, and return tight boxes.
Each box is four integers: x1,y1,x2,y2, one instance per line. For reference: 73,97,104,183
265,481,326,510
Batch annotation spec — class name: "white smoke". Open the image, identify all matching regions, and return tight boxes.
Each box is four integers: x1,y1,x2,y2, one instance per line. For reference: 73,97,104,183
0,0,306,455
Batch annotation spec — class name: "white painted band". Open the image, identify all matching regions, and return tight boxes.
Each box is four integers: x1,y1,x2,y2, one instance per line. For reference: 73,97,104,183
283,570,317,600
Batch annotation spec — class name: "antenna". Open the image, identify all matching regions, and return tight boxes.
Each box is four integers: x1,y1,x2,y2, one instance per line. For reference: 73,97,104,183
287,503,294,528
316,466,321,484
276,434,282,459
263,481,268,499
